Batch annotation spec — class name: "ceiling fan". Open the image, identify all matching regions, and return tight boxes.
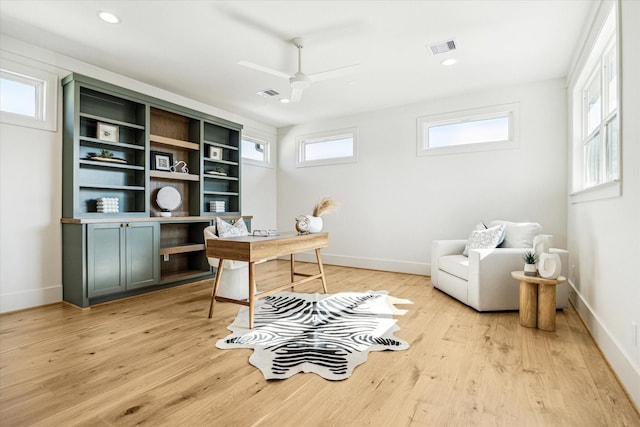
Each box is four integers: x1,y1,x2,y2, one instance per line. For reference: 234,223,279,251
239,37,360,102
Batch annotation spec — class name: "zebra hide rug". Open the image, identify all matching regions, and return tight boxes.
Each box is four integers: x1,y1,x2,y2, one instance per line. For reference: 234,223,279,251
216,290,411,381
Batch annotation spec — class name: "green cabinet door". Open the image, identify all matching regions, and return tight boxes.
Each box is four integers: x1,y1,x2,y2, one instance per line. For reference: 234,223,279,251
87,223,126,297
126,222,160,289
87,222,159,297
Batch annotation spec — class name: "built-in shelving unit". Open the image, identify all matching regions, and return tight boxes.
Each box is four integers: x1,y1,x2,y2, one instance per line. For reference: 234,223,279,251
61,73,246,308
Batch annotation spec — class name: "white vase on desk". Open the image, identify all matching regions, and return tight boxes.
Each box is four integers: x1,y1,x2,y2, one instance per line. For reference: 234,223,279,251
305,215,323,233
538,252,562,279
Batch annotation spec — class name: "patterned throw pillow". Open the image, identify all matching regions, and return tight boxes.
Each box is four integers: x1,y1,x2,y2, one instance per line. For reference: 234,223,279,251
463,223,505,257
216,217,249,237
463,222,487,256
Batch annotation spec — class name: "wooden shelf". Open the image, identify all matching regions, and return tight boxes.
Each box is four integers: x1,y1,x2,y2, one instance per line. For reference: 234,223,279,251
204,158,239,166
150,134,199,150
203,191,239,196
150,170,200,181
204,174,238,181
159,269,211,284
79,184,145,191
204,140,239,151
79,137,145,151
160,243,205,256
80,160,145,171
79,112,145,130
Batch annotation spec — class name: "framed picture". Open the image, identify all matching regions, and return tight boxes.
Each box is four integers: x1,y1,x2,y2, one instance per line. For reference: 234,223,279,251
150,150,173,171
97,122,119,142
209,146,223,160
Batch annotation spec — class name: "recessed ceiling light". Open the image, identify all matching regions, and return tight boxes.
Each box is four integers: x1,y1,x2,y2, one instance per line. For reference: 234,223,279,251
279,98,290,104
441,58,457,66
98,11,120,24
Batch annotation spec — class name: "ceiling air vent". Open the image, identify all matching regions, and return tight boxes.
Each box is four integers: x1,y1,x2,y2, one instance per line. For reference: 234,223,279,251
428,39,457,55
257,89,280,98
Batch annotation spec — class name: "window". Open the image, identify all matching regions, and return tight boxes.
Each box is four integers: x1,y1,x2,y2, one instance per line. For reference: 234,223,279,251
570,4,618,202
0,59,57,131
241,135,271,167
297,128,357,167
417,103,519,156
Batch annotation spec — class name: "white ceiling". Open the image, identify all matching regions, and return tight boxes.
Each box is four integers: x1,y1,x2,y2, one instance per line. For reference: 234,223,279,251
0,0,595,128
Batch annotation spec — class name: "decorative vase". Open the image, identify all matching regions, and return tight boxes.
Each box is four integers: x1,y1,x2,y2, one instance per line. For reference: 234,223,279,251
305,215,323,233
538,252,562,279
524,263,537,277
533,234,553,258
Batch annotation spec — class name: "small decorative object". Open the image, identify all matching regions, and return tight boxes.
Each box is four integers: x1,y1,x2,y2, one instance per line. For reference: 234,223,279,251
300,197,339,234
522,251,538,276
150,151,173,171
206,166,227,176
538,252,562,279
156,186,181,217
533,234,554,259
96,197,119,213
170,160,189,174
295,215,310,234
87,149,127,164
209,146,223,160
97,122,119,142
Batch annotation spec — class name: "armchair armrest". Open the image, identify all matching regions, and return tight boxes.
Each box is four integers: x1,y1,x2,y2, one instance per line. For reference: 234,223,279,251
431,240,466,285
467,247,568,311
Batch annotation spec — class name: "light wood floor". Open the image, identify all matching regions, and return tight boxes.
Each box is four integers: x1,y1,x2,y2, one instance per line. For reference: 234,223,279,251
1,260,638,426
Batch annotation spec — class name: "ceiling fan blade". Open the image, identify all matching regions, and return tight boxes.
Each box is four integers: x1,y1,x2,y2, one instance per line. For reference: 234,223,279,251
238,61,291,80
307,64,361,82
290,86,304,103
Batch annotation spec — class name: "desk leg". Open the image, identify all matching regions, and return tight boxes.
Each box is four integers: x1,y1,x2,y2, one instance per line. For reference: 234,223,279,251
537,283,557,331
316,248,328,294
248,261,256,329
208,259,225,318
519,280,537,328
290,253,295,290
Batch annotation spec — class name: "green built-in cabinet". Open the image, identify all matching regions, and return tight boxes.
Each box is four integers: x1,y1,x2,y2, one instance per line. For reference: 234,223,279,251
61,74,248,308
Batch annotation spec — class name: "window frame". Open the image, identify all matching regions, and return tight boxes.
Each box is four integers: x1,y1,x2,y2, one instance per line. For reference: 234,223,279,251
296,127,358,168
416,102,519,157
241,134,272,168
570,3,620,203
0,58,58,132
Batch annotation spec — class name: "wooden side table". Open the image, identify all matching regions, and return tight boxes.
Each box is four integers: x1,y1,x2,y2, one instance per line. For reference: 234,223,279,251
511,271,567,331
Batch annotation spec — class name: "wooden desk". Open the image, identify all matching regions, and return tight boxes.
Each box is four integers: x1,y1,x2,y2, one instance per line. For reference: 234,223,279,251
206,232,329,328
511,271,567,331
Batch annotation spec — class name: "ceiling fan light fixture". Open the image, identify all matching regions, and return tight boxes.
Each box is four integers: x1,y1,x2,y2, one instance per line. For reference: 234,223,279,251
98,11,120,24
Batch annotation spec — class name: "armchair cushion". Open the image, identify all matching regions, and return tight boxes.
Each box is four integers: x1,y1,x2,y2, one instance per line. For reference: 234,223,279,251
439,255,469,280
488,220,541,248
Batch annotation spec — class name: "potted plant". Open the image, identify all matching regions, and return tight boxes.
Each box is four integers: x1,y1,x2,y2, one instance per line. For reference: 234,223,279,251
523,251,538,276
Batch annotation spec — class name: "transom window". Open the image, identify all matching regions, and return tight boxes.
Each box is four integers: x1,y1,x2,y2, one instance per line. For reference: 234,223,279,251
297,128,357,167
241,136,271,167
0,59,57,131
417,103,519,156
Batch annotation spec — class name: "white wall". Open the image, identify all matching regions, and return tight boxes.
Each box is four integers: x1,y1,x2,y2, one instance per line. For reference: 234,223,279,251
566,0,640,407
0,36,277,313
277,79,568,274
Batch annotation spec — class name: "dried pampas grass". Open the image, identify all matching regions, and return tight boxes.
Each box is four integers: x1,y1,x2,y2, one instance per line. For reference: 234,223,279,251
312,197,339,217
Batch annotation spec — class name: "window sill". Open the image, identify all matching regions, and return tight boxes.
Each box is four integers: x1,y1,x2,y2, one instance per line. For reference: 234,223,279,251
570,180,621,204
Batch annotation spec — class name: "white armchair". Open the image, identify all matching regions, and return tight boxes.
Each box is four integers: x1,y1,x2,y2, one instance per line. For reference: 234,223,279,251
431,223,568,312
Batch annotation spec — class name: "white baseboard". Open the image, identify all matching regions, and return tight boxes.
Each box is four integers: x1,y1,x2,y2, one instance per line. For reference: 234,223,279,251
282,251,430,276
568,280,640,408
0,285,62,313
